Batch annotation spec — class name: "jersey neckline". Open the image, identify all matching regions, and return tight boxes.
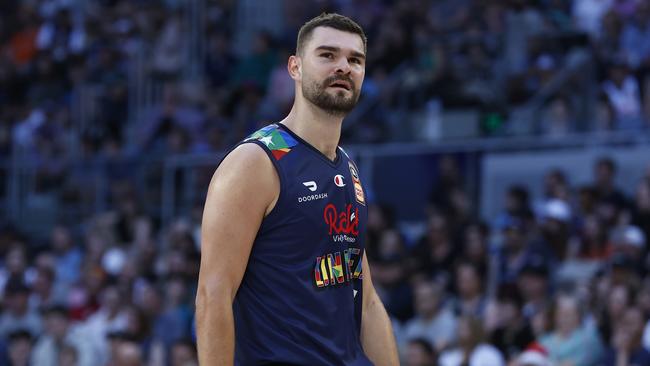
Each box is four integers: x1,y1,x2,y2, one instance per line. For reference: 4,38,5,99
276,123,342,168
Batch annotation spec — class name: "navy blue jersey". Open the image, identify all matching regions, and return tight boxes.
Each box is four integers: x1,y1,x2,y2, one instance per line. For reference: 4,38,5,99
229,123,372,366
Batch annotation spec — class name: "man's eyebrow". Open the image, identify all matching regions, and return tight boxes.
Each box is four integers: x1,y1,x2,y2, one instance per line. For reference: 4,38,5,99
315,45,366,59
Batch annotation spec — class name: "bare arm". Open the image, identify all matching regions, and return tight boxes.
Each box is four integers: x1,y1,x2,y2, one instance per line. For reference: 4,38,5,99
195,143,279,365
361,253,400,365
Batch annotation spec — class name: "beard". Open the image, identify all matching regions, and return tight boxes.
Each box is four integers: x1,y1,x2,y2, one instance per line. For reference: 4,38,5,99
302,75,360,117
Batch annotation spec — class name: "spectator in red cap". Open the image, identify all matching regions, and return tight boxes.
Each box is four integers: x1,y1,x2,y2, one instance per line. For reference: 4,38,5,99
516,342,551,366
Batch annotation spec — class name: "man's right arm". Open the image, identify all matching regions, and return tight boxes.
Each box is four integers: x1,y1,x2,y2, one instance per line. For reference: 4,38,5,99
195,143,279,365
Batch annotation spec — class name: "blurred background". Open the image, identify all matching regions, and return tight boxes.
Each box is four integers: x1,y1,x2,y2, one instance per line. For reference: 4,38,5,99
1,0,650,365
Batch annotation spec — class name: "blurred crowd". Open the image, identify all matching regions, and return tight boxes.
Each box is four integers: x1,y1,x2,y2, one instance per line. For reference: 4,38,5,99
3,0,650,206
370,156,650,366
3,0,650,162
3,0,650,220
2,154,650,366
3,0,650,365
0,198,203,366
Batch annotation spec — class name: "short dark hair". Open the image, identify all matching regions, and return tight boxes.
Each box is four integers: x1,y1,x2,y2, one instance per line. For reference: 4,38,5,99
296,13,366,55
42,304,68,318
496,283,524,309
8,329,33,343
596,156,616,172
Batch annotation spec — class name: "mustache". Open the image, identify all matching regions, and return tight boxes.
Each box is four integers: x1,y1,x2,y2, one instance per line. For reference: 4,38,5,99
323,75,355,89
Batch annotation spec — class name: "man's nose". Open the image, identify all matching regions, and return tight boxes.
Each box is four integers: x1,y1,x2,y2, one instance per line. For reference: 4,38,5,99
335,57,351,74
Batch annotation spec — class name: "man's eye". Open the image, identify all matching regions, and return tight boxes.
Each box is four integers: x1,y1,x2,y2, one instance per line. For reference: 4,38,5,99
349,58,361,64
321,53,334,59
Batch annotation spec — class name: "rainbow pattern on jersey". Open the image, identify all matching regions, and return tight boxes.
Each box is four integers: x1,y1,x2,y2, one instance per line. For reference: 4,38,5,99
245,124,298,160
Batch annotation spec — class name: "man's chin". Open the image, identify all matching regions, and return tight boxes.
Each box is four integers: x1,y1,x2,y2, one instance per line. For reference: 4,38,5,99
325,88,351,99
305,90,359,115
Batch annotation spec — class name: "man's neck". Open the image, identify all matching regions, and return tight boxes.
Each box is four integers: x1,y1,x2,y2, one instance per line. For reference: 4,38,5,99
280,99,344,161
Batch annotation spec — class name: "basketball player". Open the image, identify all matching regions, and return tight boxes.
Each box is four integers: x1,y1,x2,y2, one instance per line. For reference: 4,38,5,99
196,13,399,365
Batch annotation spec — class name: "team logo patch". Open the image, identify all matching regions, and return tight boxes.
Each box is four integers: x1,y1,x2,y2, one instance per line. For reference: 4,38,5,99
323,203,359,236
348,162,365,205
334,174,346,187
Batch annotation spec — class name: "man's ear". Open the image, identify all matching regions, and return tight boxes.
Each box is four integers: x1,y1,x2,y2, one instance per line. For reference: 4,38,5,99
288,55,301,81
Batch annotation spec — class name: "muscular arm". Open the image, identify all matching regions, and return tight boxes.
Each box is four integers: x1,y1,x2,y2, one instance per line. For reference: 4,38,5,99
361,254,400,365
195,143,279,365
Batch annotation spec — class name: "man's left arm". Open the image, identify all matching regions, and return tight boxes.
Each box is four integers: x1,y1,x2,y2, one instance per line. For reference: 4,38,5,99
361,253,400,365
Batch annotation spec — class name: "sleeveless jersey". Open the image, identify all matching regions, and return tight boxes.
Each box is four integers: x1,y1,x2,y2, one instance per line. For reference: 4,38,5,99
230,123,373,366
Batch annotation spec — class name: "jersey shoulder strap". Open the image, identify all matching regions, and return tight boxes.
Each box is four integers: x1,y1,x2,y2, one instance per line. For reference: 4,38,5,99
243,123,299,161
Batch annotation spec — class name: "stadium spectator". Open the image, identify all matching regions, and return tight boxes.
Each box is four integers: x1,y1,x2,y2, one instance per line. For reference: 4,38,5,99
402,279,457,353
0,245,33,297
28,266,65,312
631,178,650,262
107,334,144,366
404,338,437,366
578,214,612,260
495,217,538,285
573,0,613,38
369,229,413,322
5,329,34,366
493,185,535,232
451,260,487,318
170,339,199,366
602,306,650,365
602,61,644,130
410,212,459,287
0,280,41,339
50,225,82,290
438,315,505,366
515,343,551,366
597,283,634,345
458,222,490,282
516,255,552,319
31,305,95,366
539,294,604,365
489,284,536,361
83,285,129,362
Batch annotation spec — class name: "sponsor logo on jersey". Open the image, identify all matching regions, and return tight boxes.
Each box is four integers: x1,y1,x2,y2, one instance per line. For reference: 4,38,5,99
313,248,363,288
302,181,317,192
323,203,359,236
332,234,356,243
348,162,365,205
298,192,328,203
334,174,346,187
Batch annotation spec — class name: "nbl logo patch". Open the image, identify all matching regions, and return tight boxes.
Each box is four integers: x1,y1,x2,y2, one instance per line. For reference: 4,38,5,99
348,162,365,205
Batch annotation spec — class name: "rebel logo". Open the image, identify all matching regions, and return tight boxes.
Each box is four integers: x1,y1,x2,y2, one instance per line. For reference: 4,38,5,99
334,174,346,187
323,203,359,236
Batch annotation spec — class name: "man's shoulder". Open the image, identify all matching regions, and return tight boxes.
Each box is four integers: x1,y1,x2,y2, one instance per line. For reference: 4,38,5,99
217,143,275,182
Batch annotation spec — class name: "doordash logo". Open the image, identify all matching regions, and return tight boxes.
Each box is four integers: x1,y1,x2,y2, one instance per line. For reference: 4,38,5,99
302,181,317,192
